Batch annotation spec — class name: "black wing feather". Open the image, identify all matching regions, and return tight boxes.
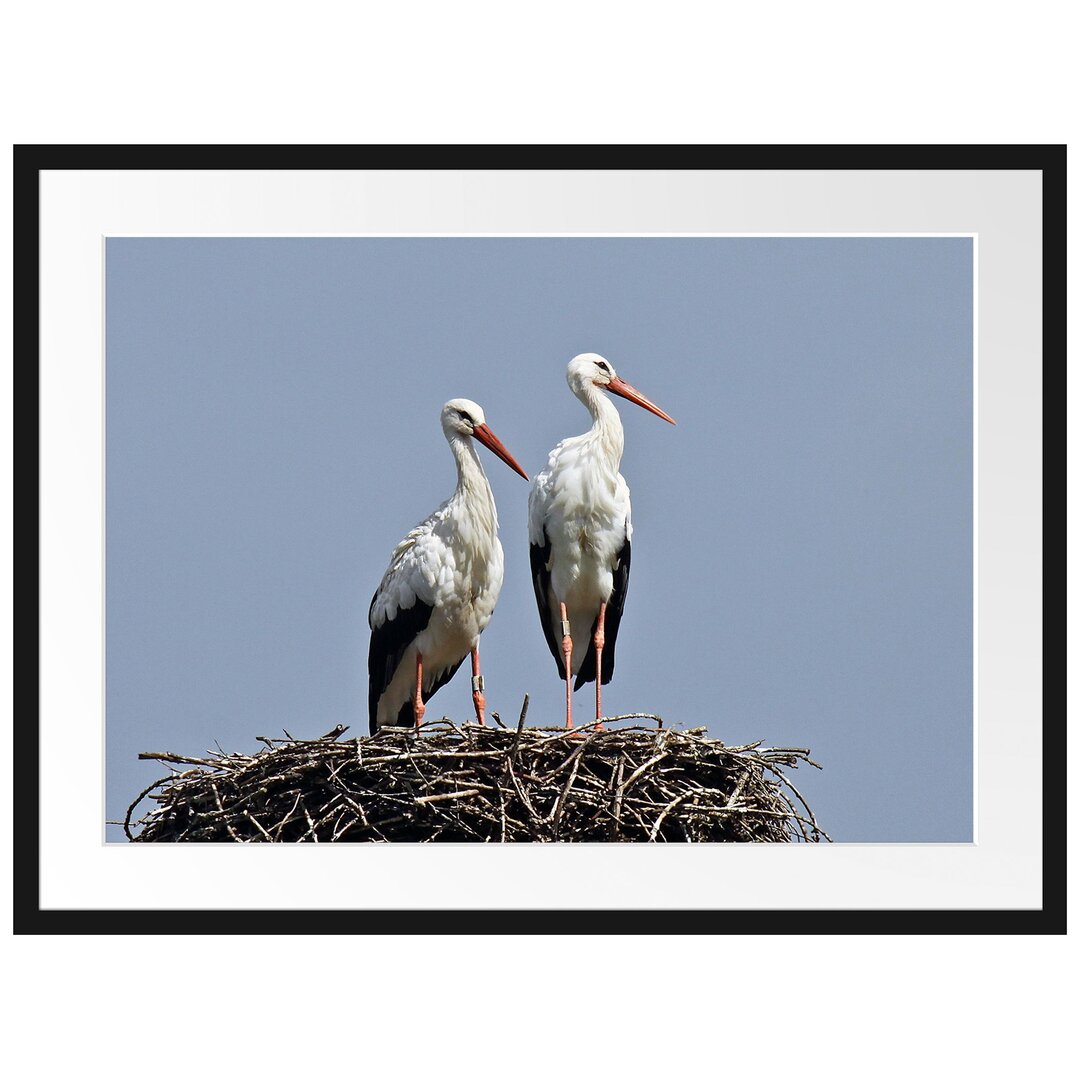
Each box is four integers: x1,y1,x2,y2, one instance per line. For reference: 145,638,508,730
530,530,564,678
574,535,631,690
368,593,434,734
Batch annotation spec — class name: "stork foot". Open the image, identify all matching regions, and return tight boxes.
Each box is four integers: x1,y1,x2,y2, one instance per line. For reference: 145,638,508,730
568,716,603,737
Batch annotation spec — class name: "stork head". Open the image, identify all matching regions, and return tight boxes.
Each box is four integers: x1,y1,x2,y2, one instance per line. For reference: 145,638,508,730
441,398,529,479
566,353,676,425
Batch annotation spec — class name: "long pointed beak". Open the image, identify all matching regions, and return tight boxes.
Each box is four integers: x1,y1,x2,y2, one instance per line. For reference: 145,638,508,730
472,423,530,480
606,376,677,425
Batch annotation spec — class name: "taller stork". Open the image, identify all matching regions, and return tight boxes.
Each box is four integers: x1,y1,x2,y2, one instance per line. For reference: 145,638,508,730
368,399,528,734
528,354,676,728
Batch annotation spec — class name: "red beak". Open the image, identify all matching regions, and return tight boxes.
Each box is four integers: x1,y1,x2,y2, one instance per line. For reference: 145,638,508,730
606,376,677,425
472,423,530,480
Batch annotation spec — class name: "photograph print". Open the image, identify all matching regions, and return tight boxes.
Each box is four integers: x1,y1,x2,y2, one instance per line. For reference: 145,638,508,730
109,235,973,844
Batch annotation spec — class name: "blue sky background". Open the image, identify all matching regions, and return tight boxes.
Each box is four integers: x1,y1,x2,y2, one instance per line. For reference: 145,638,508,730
106,237,973,842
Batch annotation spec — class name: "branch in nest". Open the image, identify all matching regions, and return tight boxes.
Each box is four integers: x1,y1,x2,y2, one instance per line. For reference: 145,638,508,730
125,715,828,844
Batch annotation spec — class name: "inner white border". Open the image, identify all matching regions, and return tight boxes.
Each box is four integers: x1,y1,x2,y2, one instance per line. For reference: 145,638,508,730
40,169,1040,910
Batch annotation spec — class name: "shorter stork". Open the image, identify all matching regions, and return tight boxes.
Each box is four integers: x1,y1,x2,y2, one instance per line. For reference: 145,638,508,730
368,399,528,733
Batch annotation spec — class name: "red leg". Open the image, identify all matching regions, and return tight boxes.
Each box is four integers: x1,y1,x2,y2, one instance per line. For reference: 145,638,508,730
593,601,606,729
471,645,486,725
560,602,573,729
414,651,426,729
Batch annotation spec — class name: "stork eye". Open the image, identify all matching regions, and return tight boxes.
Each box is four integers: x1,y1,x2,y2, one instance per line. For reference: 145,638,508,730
459,411,473,424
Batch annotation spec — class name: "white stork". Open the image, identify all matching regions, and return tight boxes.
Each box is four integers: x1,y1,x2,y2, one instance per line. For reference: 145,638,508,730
368,399,528,734
528,354,676,728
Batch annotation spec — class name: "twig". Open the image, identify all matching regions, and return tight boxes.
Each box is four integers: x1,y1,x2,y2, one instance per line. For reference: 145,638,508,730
125,720,828,844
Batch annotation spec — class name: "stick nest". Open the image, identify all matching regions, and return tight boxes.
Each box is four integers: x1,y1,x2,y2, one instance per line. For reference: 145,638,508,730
125,711,827,843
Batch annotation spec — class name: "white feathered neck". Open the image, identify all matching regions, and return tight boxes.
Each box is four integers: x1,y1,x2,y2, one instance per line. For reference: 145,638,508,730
446,430,499,535
570,378,625,472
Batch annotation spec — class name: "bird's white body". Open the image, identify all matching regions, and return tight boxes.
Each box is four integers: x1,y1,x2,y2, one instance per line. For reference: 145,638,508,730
528,354,674,727
528,394,632,676
368,399,520,731
370,472,503,727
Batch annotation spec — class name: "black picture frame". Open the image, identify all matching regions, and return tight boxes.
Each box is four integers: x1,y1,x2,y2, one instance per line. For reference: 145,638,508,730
14,144,1065,934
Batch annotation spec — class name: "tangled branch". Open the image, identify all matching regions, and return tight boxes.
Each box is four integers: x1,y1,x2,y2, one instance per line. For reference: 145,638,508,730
124,710,827,843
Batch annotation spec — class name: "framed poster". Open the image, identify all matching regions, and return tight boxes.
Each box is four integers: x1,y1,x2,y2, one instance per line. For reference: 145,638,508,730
16,145,1063,932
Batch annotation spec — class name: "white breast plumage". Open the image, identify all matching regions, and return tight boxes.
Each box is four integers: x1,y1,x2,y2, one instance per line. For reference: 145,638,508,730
368,398,528,733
